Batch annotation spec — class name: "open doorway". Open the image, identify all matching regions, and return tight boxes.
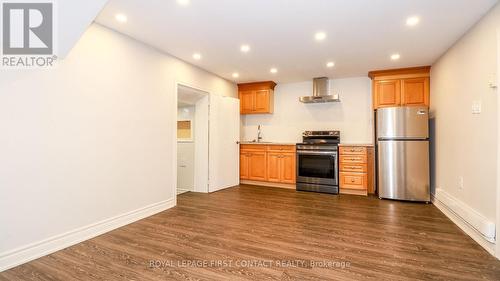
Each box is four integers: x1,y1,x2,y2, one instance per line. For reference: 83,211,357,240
174,83,241,198
176,84,209,195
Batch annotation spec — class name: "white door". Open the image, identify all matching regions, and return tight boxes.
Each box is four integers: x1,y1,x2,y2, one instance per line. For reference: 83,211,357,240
209,95,240,192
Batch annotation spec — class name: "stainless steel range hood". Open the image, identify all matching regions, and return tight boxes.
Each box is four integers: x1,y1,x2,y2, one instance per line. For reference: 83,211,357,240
299,77,340,103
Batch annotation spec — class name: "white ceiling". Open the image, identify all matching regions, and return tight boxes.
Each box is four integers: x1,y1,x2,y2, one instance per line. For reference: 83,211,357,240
58,0,108,57
95,0,498,83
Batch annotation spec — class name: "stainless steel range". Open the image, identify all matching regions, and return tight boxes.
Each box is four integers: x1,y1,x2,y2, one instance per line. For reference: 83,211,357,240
296,131,340,194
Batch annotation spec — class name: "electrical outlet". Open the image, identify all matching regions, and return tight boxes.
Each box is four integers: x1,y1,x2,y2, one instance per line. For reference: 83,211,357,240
472,100,481,114
458,176,464,190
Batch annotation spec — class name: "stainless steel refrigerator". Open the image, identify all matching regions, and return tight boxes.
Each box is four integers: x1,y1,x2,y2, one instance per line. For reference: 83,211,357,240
376,107,430,202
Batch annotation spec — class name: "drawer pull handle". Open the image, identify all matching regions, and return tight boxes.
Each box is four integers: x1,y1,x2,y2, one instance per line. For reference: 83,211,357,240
347,158,360,161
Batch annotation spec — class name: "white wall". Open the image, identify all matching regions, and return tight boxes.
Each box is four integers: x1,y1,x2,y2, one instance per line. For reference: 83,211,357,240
497,27,500,258
0,24,236,269
430,4,499,251
177,106,195,192
242,77,373,144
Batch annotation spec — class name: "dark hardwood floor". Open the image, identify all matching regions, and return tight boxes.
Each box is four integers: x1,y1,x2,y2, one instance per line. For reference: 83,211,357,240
2,185,500,280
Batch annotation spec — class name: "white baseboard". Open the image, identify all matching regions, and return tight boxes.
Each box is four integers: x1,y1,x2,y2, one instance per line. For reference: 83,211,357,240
432,189,496,255
0,198,176,272
177,188,191,194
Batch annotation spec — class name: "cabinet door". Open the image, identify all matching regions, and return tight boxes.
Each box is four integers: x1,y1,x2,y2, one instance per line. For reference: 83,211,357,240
248,152,267,181
239,91,254,114
374,80,401,109
280,153,296,184
266,153,281,182
240,152,250,180
254,90,270,113
401,77,429,107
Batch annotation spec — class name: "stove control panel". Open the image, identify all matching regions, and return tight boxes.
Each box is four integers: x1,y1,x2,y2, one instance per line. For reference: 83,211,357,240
303,131,340,137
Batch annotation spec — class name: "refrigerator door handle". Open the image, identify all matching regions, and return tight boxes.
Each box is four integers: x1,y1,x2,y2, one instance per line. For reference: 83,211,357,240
378,137,429,141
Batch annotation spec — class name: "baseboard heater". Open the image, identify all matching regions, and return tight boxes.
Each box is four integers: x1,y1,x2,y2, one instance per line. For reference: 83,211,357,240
433,188,496,243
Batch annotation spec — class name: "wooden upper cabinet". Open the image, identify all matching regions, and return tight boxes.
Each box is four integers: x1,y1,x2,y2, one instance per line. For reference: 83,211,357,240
401,77,429,106
240,91,255,114
369,66,431,110
374,80,401,108
238,81,276,114
254,90,271,112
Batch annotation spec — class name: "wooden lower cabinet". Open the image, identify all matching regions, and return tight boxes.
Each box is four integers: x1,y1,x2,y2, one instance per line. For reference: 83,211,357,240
339,146,375,196
248,151,267,181
340,172,368,190
267,152,296,184
267,153,281,182
240,153,250,180
240,150,267,181
280,153,296,184
240,144,296,187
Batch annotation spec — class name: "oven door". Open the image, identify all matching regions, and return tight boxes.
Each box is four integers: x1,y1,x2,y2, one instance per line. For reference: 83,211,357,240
296,150,338,185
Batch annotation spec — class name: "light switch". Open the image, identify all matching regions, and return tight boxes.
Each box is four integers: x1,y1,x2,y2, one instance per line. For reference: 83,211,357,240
488,74,497,88
472,100,482,114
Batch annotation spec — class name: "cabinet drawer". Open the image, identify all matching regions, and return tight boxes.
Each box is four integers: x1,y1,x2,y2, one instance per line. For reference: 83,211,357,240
340,154,367,164
340,163,367,173
339,146,367,155
267,145,296,152
340,172,367,190
240,144,267,151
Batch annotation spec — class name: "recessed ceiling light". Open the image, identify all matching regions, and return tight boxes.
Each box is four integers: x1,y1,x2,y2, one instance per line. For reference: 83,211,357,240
270,68,278,74
232,72,239,78
240,45,250,53
115,14,127,23
177,0,190,6
326,62,335,68
406,16,420,26
314,31,327,41
391,53,401,60
192,53,202,60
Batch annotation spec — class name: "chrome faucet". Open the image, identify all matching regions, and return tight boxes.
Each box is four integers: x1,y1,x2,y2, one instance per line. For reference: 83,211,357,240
257,125,263,142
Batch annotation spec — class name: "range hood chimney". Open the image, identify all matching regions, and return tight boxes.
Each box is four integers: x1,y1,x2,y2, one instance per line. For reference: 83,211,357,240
299,77,340,103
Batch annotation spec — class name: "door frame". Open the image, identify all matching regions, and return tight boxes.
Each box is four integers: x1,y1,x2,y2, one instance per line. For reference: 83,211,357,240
495,28,500,259
173,81,211,205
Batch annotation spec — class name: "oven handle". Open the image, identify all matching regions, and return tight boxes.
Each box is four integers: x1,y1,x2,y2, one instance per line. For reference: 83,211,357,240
297,151,337,156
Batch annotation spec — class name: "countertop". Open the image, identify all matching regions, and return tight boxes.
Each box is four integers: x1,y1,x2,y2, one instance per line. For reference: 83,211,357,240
240,141,374,147
338,143,374,147
240,141,296,146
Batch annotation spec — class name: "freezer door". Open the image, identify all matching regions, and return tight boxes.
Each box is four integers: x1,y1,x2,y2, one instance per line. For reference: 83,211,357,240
378,140,430,202
377,107,429,139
